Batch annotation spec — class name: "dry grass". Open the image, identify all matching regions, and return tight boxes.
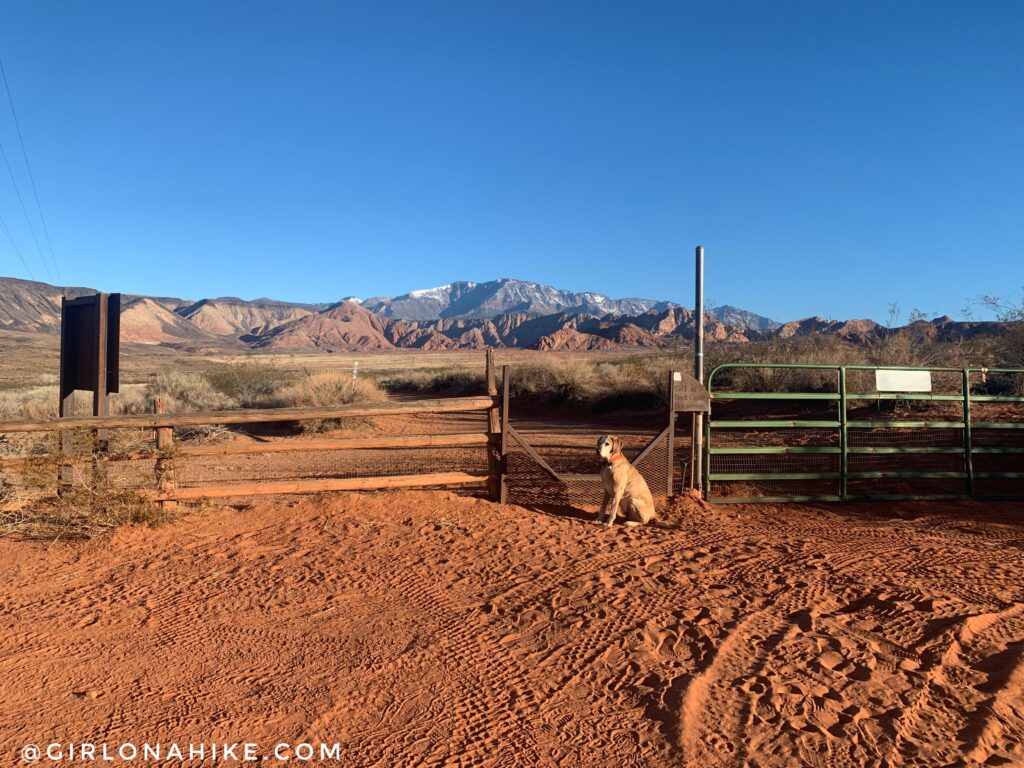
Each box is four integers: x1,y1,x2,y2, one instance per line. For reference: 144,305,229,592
0,484,172,541
205,359,296,408
377,333,1019,406
381,368,485,395
0,385,60,422
0,432,174,541
0,363,390,539
0,337,1019,540
277,372,386,432
383,355,683,413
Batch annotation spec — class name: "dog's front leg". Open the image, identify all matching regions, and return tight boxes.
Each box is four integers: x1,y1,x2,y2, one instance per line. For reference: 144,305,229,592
605,491,624,527
597,488,610,524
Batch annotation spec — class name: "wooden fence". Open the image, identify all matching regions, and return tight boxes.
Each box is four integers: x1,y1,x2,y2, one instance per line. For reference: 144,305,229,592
0,352,509,507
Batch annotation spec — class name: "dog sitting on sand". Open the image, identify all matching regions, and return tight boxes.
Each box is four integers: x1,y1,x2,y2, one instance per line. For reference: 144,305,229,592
595,435,660,527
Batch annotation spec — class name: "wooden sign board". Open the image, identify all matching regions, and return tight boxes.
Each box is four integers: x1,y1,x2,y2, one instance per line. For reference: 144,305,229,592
671,371,710,413
59,293,120,404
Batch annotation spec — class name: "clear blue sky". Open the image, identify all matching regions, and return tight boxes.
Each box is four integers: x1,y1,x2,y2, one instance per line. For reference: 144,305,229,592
0,1,1020,322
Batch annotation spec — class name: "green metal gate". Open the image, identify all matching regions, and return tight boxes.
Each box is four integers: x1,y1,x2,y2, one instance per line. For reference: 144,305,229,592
704,364,1024,503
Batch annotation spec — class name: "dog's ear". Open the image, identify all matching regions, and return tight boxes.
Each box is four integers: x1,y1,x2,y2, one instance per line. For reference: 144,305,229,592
597,435,607,449
611,436,623,455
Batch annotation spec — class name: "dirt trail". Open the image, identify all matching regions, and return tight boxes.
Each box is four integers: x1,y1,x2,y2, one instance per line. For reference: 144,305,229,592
1,493,1022,767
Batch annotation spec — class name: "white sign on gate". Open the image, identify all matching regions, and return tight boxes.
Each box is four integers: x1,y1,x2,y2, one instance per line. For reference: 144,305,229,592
875,369,932,393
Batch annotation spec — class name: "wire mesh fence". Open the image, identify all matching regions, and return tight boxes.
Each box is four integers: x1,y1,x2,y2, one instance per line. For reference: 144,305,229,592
503,419,674,510
707,364,1024,502
5,363,1020,510
175,443,490,487
0,399,498,514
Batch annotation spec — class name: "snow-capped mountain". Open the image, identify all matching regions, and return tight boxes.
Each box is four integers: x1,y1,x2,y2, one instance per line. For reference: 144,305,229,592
710,305,781,331
0,275,792,351
360,278,680,321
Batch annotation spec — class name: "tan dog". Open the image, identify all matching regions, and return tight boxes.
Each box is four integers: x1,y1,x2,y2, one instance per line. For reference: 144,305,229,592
596,435,657,527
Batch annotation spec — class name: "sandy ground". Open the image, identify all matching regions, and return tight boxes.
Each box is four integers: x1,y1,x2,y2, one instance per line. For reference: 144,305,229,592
2,492,1023,767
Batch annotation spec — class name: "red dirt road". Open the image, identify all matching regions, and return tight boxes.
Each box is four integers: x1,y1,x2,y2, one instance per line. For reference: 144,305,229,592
2,493,1023,767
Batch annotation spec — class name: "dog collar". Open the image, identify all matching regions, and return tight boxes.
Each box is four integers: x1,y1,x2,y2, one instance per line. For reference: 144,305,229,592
607,453,625,464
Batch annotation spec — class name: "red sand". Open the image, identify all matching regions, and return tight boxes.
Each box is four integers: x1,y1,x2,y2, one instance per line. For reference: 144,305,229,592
1,492,1022,766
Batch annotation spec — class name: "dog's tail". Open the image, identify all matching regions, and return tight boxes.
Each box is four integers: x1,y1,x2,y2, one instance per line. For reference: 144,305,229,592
649,518,683,530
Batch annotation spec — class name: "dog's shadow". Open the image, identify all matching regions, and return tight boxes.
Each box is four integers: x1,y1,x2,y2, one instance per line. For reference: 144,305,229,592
517,502,595,523
505,479,603,524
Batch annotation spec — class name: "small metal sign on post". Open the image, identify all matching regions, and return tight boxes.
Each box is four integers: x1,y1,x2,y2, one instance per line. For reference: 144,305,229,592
669,369,710,494
58,293,121,490
672,370,711,414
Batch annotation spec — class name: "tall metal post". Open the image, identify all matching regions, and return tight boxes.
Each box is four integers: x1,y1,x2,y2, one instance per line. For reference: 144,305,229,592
499,365,511,504
693,245,705,494
58,296,74,493
485,349,501,501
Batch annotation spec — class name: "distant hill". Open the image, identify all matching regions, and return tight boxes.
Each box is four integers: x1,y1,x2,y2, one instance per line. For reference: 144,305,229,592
120,297,228,347
0,274,1010,353
0,277,97,331
176,297,317,340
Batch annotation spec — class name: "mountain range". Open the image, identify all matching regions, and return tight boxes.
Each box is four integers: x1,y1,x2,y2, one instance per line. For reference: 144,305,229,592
0,276,1008,353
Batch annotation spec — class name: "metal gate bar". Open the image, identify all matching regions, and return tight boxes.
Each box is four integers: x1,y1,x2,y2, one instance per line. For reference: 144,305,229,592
705,364,1024,503
500,367,681,508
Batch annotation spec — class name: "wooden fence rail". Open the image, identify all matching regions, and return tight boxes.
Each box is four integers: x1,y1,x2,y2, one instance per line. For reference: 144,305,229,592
0,432,496,468
0,395,499,433
0,393,504,505
148,472,491,501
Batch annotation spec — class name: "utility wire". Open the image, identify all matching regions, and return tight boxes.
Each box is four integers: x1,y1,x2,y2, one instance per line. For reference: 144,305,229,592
0,55,59,281
0,140,50,280
0,207,35,280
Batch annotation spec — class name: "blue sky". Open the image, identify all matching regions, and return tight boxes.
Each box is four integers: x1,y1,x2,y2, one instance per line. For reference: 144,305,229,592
0,1,1020,322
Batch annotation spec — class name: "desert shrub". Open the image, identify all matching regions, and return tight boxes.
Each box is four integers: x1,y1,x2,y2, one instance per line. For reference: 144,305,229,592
144,372,234,412
0,386,59,421
382,369,484,395
383,355,688,413
507,360,598,404
1001,327,1024,369
0,483,171,540
105,383,155,415
865,327,958,369
204,359,294,408
590,356,678,411
118,373,234,442
968,291,1024,368
0,432,174,540
277,372,386,432
540,359,599,403
712,338,865,393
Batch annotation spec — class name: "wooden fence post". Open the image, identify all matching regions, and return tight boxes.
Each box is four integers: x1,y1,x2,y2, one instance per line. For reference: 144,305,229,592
667,371,676,497
58,427,74,496
689,413,697,491
485,350,501,501
154,399,177,510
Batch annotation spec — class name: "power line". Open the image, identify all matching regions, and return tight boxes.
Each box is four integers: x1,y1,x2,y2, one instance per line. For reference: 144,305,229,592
0,55,59,281
0,207,35,280
0,140,51,280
